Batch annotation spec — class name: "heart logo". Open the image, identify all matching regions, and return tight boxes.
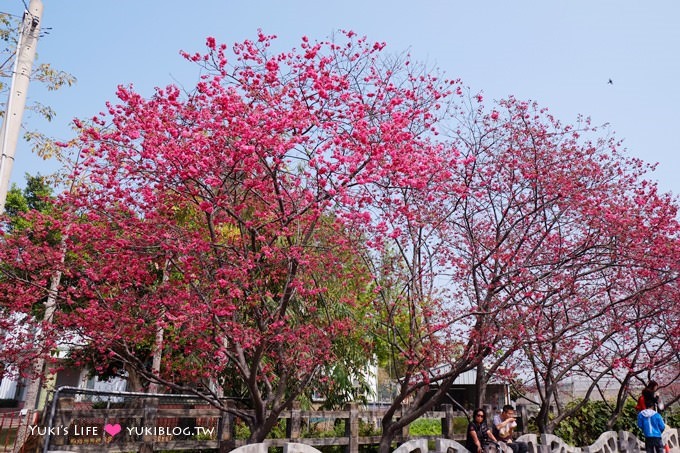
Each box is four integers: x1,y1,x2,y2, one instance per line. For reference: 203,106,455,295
104,423,121,437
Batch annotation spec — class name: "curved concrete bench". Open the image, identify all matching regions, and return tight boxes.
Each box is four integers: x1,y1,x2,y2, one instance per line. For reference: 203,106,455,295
221,429,680,453
582,431,618,453
283,443,323,453
618,430,644,453
663,428,679,453
517,433,540,453
232,444,267,453
541,433,582,453
436,438,470,453
393,438,429,453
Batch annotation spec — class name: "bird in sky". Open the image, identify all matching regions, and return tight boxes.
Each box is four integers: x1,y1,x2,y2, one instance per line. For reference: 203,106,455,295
608,79,613,85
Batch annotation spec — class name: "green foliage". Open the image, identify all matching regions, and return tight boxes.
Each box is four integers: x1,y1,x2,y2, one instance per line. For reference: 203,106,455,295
303,233,377,410
234,419,249,440
1,174,58,320
612,398,643,438
554,399,611,446
192,430,215,441
233,413,470,448
667,410,680,430
310,365,374,410
302,419,346,438
397,416,467,437
409,417,442,436
552,398,680,447
235,418,288,440
525,415,539,435
3,174,54,232
4,184,29,215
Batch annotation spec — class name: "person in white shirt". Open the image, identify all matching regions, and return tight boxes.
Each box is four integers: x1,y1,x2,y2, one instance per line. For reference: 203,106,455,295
492,405,527,453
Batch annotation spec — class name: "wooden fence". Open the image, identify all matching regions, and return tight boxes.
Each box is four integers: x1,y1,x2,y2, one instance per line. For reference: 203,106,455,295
37,388,469,452
18,387,679,453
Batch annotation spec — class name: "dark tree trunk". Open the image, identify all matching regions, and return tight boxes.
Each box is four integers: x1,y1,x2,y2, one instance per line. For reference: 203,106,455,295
476,363,488,408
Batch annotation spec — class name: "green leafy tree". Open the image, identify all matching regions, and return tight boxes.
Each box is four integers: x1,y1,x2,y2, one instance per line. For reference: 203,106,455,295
553,397,679,447
4,173,53,229
554,399,613,446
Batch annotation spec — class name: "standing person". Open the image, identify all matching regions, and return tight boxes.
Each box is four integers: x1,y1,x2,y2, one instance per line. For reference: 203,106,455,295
636,381,661,412
637,394,666,453
466,409,500,453
492,405,528,453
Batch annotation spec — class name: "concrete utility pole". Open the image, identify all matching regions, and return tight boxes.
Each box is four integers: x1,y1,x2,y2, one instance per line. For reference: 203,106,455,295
4,5,45,451
0,0,43,214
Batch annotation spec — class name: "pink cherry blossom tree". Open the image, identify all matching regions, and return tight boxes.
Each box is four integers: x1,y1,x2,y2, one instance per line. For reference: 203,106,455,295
3,31,679,452
1,31,465,444
589,282,680,428
446,95,680,433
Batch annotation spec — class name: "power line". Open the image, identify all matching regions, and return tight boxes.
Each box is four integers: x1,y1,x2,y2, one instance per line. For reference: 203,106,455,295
0,11,24,19
2,8,51,38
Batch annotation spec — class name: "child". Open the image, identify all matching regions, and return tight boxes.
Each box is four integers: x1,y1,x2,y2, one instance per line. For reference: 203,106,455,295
637,394,666,453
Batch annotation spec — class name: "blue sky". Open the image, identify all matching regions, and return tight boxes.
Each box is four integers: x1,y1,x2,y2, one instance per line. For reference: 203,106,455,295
4,1,680,196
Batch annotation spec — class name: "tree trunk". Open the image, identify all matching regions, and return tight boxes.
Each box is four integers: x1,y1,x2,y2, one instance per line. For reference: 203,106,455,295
147,260,170,394
126,367,145,393
249,411,281,444
476,363,488,408
535,404,549,434
15,266,61,453
378,426,397,453
607,375,632,430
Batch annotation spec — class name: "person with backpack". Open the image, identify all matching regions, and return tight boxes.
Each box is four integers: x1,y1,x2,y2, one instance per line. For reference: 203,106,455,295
637,394,666,453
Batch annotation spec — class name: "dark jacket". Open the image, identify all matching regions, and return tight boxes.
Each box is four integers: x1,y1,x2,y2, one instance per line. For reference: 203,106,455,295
466,421,492,451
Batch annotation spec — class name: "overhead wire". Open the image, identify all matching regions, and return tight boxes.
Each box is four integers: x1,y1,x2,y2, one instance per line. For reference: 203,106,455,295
0,11,23,20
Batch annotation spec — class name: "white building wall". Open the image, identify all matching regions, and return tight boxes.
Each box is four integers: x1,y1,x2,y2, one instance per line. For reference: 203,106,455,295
91,375,128,393
0,376,19,400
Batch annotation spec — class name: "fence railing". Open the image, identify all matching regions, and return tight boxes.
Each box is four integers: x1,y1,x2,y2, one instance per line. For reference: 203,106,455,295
18,387,678,453
0,408,38,453
32,387,471,452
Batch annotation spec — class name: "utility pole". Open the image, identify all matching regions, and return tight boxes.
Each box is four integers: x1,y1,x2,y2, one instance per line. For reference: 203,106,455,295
5,5,45,451
0,0,43,214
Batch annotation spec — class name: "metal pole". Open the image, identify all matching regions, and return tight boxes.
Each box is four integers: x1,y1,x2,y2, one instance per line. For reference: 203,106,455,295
41,386,62,453
0,0,43,214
